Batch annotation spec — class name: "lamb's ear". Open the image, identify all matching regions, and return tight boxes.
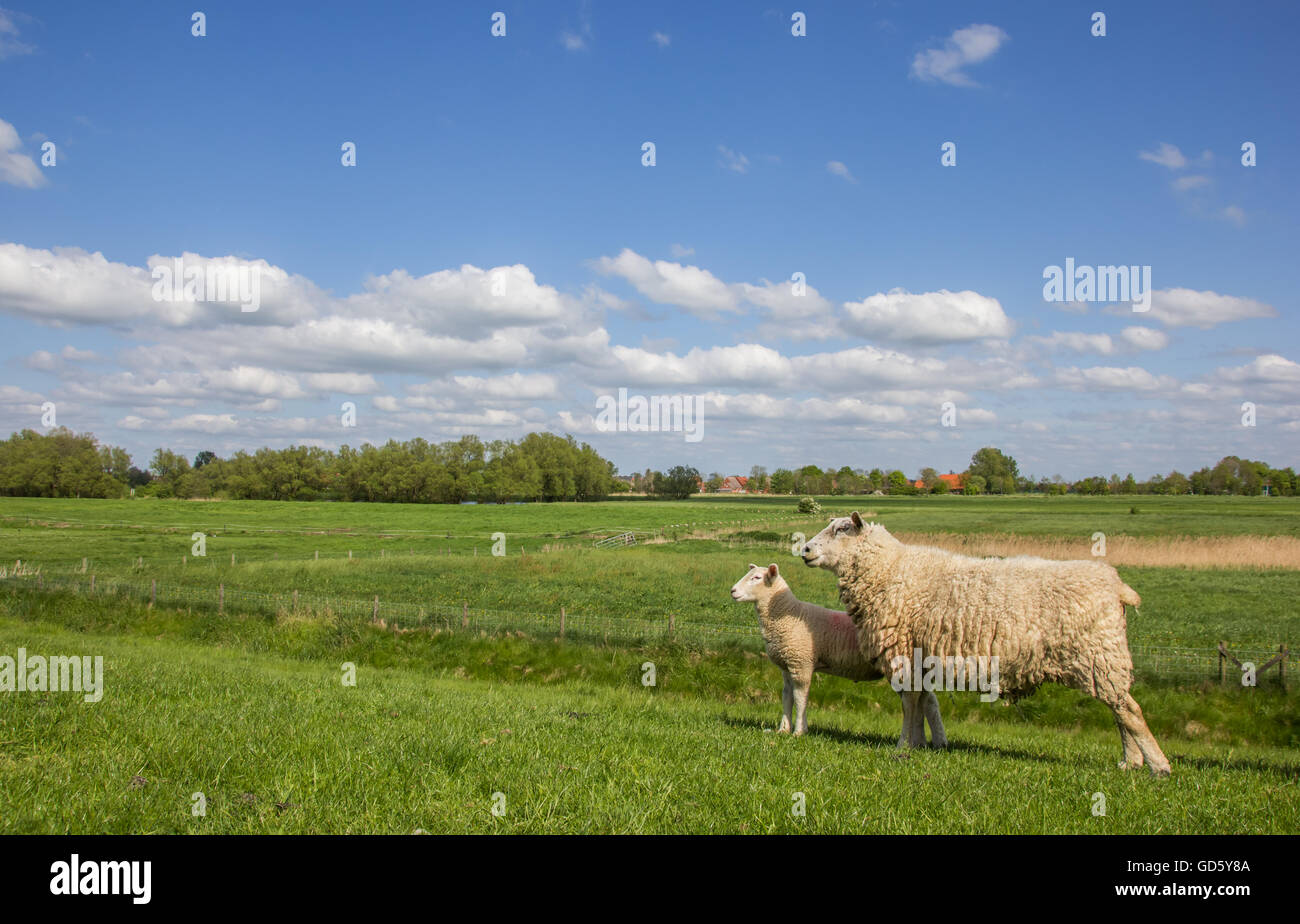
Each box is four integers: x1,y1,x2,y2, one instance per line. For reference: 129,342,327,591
850,511,863,529
766,563,779,581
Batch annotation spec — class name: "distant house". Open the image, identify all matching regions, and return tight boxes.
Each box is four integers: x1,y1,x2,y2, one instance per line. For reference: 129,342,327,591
699,475,751,493
914,472,965,491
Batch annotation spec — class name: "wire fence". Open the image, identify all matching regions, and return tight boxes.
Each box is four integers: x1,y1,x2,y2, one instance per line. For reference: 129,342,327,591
0,572,761,650
1,571,1292,687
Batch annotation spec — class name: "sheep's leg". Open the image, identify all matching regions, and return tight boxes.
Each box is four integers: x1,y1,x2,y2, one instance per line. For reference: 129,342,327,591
1114,716,1143,770
896,691,914,747
792,673,811,736
897,692,925,748
907,692,927,748
778,670,793,734
1117,693,1171,777
920,691,947,749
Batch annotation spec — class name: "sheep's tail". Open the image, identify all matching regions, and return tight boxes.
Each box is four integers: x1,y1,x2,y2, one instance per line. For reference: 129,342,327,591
1119,583,1141,608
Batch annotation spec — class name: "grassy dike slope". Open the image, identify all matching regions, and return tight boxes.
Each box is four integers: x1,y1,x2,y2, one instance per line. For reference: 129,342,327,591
2,592,1296,835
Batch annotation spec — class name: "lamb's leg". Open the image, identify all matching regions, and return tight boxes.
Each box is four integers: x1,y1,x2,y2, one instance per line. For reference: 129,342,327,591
1117,693,1171,777
778,670,793,734
920,691,947,749
792,673,811,736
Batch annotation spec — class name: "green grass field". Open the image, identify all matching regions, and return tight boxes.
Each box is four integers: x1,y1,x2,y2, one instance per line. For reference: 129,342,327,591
1,494,1297,833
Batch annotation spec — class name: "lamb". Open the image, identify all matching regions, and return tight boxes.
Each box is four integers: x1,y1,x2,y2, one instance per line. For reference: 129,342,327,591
730,562,946,746
800,513,1171,776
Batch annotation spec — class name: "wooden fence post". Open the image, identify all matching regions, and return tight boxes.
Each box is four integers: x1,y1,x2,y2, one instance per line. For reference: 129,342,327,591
372,596,379,622
231,553,235,565
150,579,156,607
89,574,95,593
315,550,319,560
348,550,352,560
81,557,87,573
560,606,566,639
218,583,224,615
669,614,676,637
1218,641,1226,683
461,601,468,629
293,589,298,611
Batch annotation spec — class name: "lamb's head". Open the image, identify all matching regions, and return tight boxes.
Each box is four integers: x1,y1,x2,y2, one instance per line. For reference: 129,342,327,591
730,563,787,602
801,511,875,571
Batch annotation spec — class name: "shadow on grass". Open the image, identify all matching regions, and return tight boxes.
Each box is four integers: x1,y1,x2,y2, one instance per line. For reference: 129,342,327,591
720,715,1069,765
723,716,1300,777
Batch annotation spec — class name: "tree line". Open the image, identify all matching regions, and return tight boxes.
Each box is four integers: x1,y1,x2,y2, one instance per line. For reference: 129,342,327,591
692,448,1298,497
0,429,616,503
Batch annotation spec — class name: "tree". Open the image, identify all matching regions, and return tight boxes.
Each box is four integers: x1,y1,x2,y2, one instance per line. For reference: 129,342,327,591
0,429,130,498
965,447,1019,494
963,474,987,495
706,472,724,492
769,468,796,494
749,465,769,493
918,467,939,492
1162,471,1190,495
653,465,701,500
149,448,193,498
193,450,217,469
887,470,914,495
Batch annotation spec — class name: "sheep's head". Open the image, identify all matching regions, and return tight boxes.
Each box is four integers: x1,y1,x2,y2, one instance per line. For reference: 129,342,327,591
730,563,785,602
801,511,865,571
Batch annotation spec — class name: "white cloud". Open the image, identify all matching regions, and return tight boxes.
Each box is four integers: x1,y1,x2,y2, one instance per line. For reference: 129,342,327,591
560,31,586,51
650,31,670,47
826,160,856,183
1221,205,1246,226
1216,354,1300,386
910,24,1008,87
1138,142,1188,169
593,249,739,318
0,118,46,188
1139,288,1275,329
1119,326,1170,351
1054,365,1176,393
717,145,750,174
0,9,35,59
303,372,380,394
841,288,1013,344
668,243,694,258
1027,326,1168,356
1172,175,1209,191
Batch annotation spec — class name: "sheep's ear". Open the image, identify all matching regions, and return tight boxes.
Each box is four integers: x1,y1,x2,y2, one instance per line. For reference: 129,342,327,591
766,563,778,581
748,563,761,573
850,511,863,529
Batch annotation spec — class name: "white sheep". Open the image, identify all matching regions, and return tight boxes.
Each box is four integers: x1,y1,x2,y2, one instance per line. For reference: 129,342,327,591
801,513,1170,775
730,562,946,746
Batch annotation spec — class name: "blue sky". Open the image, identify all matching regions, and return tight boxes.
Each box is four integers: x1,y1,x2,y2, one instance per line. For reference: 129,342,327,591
1,1,1297,480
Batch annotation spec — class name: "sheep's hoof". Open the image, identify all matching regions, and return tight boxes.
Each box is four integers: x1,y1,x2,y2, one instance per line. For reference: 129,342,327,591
1150,763,1172,778
929,739,949,750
